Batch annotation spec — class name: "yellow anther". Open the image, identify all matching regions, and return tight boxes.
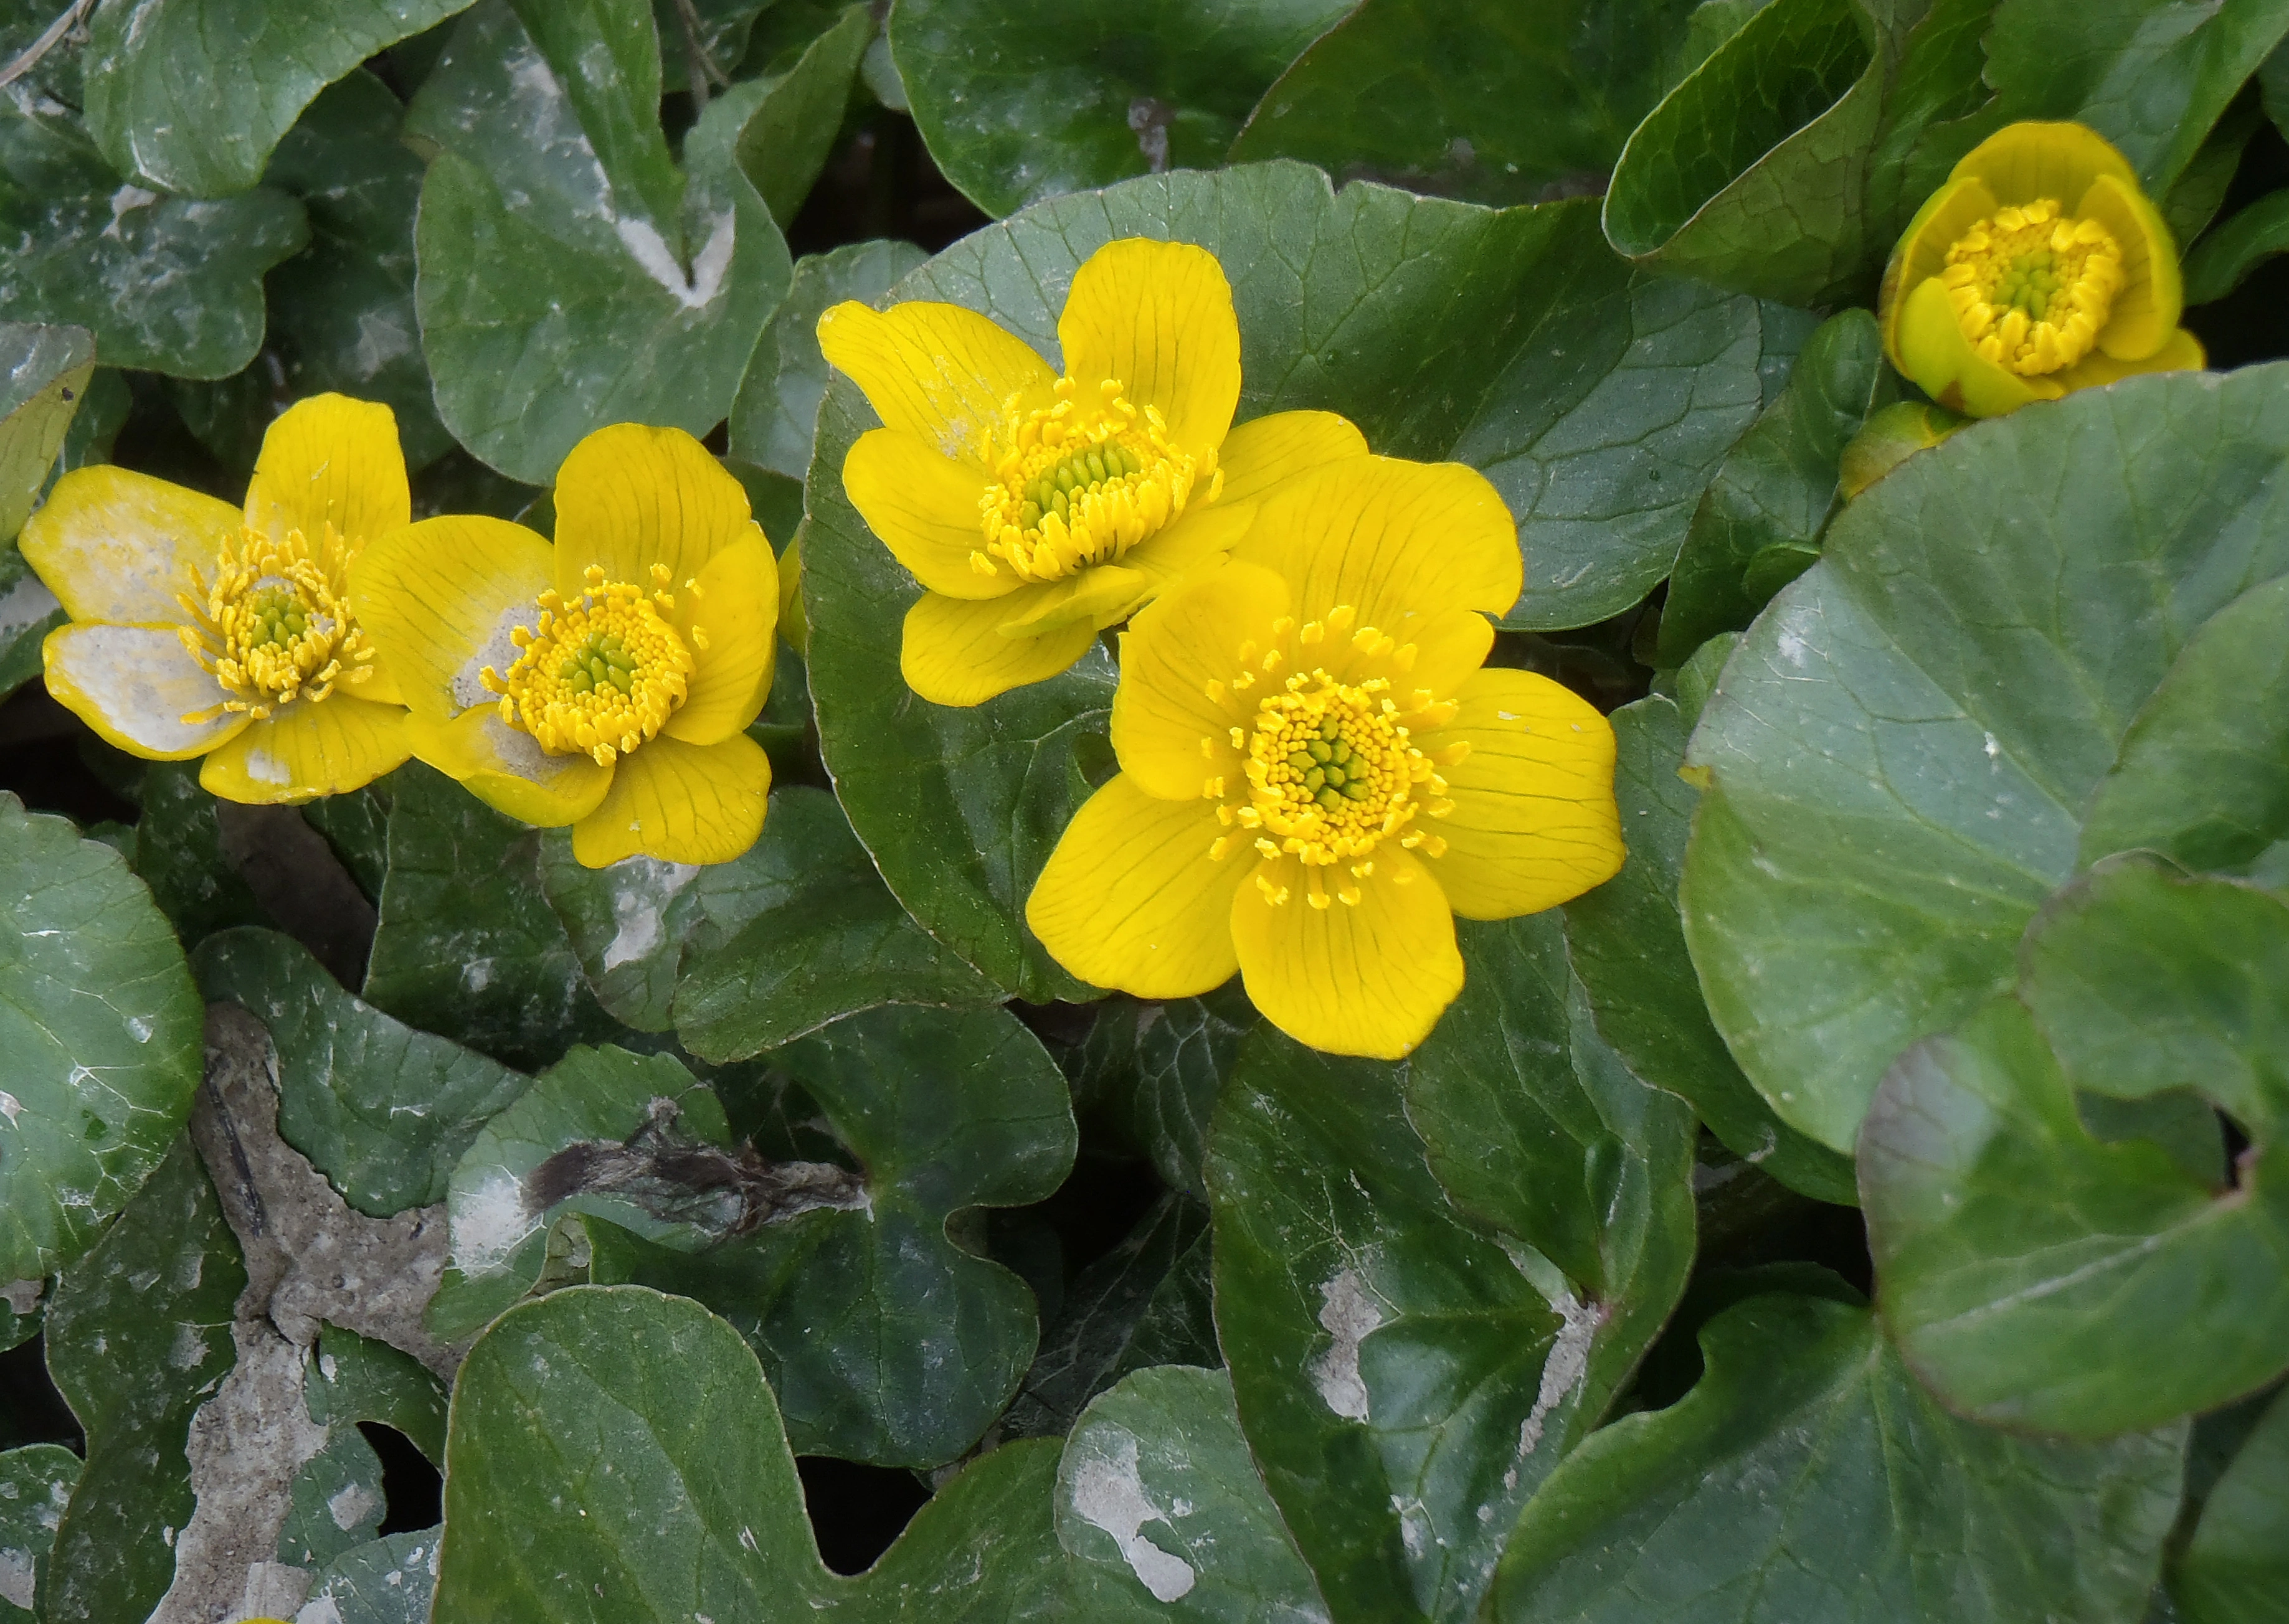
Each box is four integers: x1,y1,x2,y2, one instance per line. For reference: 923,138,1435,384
490,574,694,764
1942,197,2120,376
174,521,372,723
1208,834,1233,861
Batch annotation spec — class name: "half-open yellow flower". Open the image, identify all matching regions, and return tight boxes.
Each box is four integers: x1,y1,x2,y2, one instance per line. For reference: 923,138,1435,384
1879,121,2203,417
350,425,778,868
1027,458,1624,1058
817,237,1368,707
23,394,412,803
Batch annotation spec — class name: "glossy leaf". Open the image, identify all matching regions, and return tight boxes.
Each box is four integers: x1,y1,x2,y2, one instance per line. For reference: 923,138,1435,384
2187,191,2289,308
891,0,1353,216
1658,307,1894,665
1068,987,1254,1199
130,762,271,947
1230,0,1701,206
731,240,929,479
2173,1386,2289,1623
0,794,203,1282
1487,1289,2186,1622
595,1003,1076,1465
0,1445,77,1621
407,0,791,481
715,4,873,227
1562,698,1857,1202
300,1530,443,1624
38,1139,246,1624
1682,366,2289,1153
0,560,59,706
278,1423,388,1567
305,1323,450,1463
364,763,623,1070
0,103,305,377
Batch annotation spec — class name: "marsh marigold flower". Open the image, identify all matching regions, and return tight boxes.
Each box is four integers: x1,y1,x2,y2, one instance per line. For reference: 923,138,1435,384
350,425,777,868
1027,458,1624,1058
817,237,1368,706
23,394,412,802
1879,121,2202,418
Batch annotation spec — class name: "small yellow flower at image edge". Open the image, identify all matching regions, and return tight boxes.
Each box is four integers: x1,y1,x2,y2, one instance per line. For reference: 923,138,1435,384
1879,120,2204,418
349,424,779,869
1026,456,1626,1059
22,394,415,802
816,235,1371,707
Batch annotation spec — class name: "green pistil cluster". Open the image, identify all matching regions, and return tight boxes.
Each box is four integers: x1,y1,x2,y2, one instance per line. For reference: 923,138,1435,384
245,587,310,649
1994,250,2066,319
558,631,637,695
1015,443,1147,529
1286,715,1375,810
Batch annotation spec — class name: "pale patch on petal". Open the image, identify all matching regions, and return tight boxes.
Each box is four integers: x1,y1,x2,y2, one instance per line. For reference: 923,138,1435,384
41,621,244,760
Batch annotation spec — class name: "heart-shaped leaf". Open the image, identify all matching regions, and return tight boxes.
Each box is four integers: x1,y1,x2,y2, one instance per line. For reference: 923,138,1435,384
2171,1384,2289,1622
0,1445,78,1621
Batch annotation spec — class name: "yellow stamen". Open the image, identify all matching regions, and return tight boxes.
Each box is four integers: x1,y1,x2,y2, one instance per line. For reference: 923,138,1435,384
1940,198,2121,376
174,522,374,724
485,565,698,767
1239,663,1433,875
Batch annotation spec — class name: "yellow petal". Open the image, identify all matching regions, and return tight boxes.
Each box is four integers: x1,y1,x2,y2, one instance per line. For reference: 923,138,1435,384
571,732,770,867
1056,238,1241,453
20,465,237,624
1877,176,2000,366
40,620,244,760
552,423,761,598
778,533,808,658
1213,410,1370,504
1232,456,1521,636
1111,560,1288,799
1119,500,1256,595
244,394,410,550
198,696,409,805
665,529,778,745
1955,120,2139,213
1026,772,1244,999
1394,607,1497,703
901,588,1097,707
2075,172,2182,360
1417,668,1623,920
2050,325,2206,391
995,564,1150,637
817,298,1056,465
1229,848,1462,1059
1892,276,2060,418
349,515,554,724
410,707,613,828
842,428,1013,600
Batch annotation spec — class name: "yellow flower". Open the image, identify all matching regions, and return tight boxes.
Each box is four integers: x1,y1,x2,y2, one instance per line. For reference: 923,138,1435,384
1026,458,1625,1059
817,237,1368,707
1879,121,2204,418
22,394,413,803
349,425,779,868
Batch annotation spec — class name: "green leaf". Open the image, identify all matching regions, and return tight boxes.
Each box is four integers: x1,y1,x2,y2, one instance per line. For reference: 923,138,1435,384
1563,697,1857,1201
665,787,1003,1061
128,762,270,945
427,1044,731,1342
655,0,779,92
263,70,454,470
0,793,203,1282
731,240,928,479
1486,1289,2186,1622
82,0,474,196
2188,190,2289,308
37,1139,247,1624
407,0,792,482
1982,0,2289,197
1681,365,2289,1154
430,1283,1097,1618
364,762,623,1070
1658,308,1894,665
299,1530,442,1624
305,1323,450,1463
0,322,90,544
1228,0,1702,206
0,103,305,378
1208,1022,1665,1624
0,1444,78,1620
592,1004,1076,1465
1863,864,2289,1433
706,4,873,229
2163,100,2261,248
891,0,1353,217
807,167,1781,989
278,1423,387,1568
1068,988,1254,1199
1058,1364,1327,1617
194,927,528,1218
2173,1386,2289,1623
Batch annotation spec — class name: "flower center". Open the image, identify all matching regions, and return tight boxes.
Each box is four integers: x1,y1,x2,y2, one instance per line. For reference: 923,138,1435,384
482,565,698,767
1940,199,2121,376
176,523,374,722
974,375,1218,584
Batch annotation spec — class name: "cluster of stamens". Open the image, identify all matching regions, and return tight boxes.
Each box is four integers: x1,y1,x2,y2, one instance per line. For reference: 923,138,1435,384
482,564,700,767
1940,198,2121,375
974,375,1216,587
177,522,374,723
1193,605,1467,909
